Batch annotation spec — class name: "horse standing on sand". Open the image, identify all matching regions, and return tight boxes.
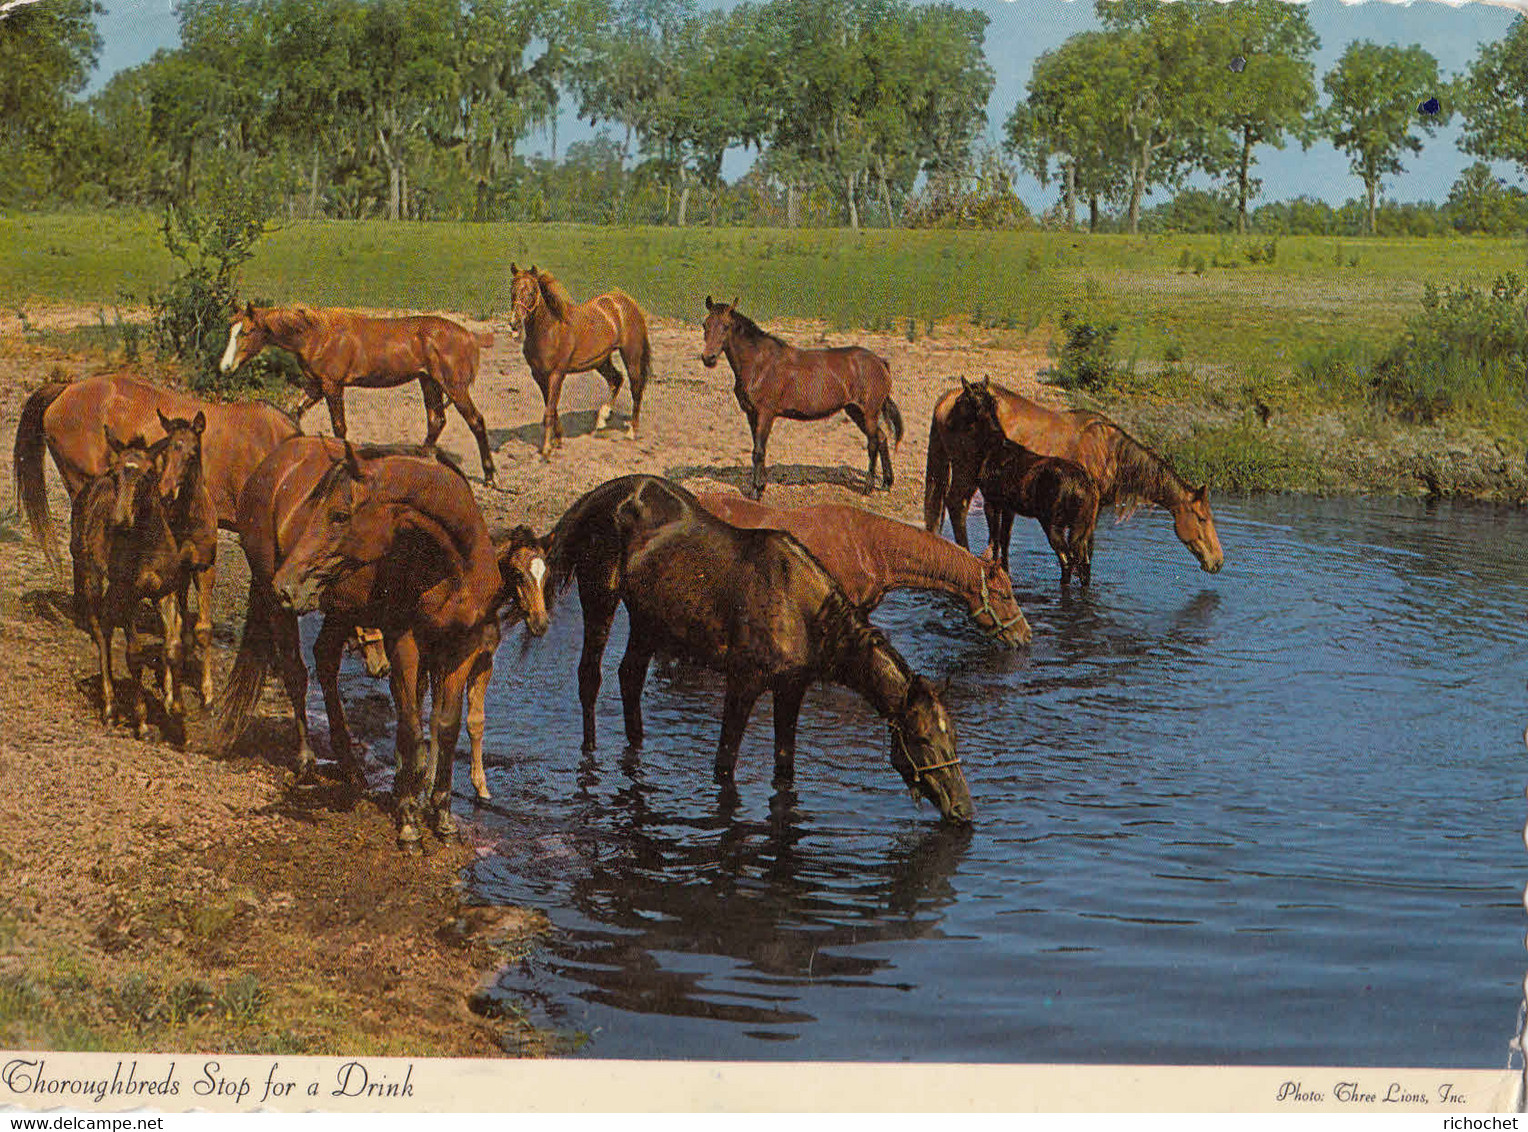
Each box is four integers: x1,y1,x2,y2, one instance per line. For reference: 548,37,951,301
924,376,1224,576
218,303,499,484
701,297,903,499
943,379,1101,584
508,264,652,459
15,372,302,701
696,492,1031,647
71,414,216,742
544,474,973,823
214,439,550,844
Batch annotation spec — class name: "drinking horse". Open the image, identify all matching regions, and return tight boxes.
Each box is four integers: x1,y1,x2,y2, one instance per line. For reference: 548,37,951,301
218,303,499,484
696,492,1031,647
215,439,551,843
943,379,1101,584
15,372,301,701
70,414,216,742
701,297,903,499
508,264,652,459
544,474,973,823
924,377,1223,575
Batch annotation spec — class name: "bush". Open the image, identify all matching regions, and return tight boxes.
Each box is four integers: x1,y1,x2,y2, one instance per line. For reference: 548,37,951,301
150,166,273,392
1371,273,1528,421
1045,310,1119,392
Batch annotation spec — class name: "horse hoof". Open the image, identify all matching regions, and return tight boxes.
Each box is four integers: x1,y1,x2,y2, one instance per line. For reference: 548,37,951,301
431,808,457,837
397,823,422,850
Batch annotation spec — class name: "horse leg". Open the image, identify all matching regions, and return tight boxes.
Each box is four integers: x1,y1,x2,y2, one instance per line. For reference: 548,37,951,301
982,499,1003,564
158,593,185,741
539,371,566,458
1078,528,1095,586
124,609,149,741
617,633,654,747
771,676,810,786
387,630,426,846
313,618,358,780
420,377,448,449
324,387,348,440
465,644,494,801
749,414,775,500
1047,520,1072,584
191,564,214,705
428,649,475,837
714,677,763,784
271,607,317,781
578,590,620,752
620,339,647,439
594,359,624,433
447,386,495,485
946,463,978,548
844,404,878,494
876,425,894,490
89,611,114,726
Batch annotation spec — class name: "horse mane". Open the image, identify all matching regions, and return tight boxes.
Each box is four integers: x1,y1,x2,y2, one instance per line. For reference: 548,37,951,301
262,304,320,337
537,272,576,321
1098,419,1189,511
811,584,913,691
354,443,468,480
491,523,541,556
728,307,788,350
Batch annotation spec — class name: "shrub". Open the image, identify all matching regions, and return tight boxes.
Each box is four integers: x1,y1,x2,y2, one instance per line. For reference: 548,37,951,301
150,166,273,392
1371,273,1528,421
1045,310,1119,392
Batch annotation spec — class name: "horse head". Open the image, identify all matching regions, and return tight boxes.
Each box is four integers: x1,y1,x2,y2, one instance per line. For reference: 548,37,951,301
494,524,551,637
102,428,155,531
1172,484,1224,574
700,295,739,367
153,409,206,507
507,263,541,340
888,675,973,824
219,301,272,376
271,443,379,614
948,375,1001,438
972,554,1032,647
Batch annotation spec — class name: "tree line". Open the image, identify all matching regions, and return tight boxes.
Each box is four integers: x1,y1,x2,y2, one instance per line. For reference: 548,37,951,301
6,0,1528,233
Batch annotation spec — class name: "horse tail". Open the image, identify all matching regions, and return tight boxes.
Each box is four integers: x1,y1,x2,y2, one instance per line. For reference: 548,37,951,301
213,581,276,753
880,397,904,448
13,381,69,566
923,413,951,533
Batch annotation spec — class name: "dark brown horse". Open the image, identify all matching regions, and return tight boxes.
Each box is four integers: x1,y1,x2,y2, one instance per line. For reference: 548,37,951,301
70,415,216,741
944,379,1101,584
701,297,903,499
508,264,652,459
924,377,1224,575
219,303,498,483
696,492,1031,647
214,439,550,843
544,474,972,823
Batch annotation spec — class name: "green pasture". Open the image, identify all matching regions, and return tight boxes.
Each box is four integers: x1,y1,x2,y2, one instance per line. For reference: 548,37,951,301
4,211,1524,375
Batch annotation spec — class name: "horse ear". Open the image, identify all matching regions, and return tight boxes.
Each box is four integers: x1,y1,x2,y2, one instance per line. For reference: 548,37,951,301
342,440,364,481
1194,484,1209,502
529,264,539,275
509,261,518,275
104,426,123,454
192,410,206,436
705,295,715,311
961,376,975,393
980,374,992,390
244,300,255,318
730,295,738,310
157,409,173,434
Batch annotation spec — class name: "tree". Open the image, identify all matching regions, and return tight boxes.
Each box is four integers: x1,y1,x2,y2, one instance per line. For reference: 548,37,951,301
1321,41,1447,235
1206,0,1320,233
1459,16,1528,183
1446,161,1528,234
0,0,101,204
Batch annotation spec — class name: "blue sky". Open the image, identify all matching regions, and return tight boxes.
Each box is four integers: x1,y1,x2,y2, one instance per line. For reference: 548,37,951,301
91,0,1527,212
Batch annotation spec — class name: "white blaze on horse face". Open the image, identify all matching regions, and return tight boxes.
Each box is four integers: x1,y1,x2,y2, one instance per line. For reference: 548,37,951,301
219,323,242,373
529,556,546,586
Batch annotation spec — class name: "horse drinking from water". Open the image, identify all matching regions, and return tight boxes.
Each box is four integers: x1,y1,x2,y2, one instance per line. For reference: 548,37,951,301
508,264,652,459
697,492,1031,647
924,377,1223,576
545,475,972,823
219,303,499,484
700,297,903,499
944,378,1102,584
215,439,550,843
71,415,216,742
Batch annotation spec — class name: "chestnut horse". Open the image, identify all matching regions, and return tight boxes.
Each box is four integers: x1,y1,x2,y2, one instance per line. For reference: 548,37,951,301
944,379,1101,584
70,415,216,742
15,373,298,700
508,264,652,459
219,303,498,484
701,297,903,499
696,492,1031,647
214,439,550,843
545,474,972,823
924,377,1223,575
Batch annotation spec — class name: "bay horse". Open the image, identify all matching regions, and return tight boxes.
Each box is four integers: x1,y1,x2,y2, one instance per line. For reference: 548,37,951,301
544,474,973,823
508,264,652,459
943,379,1101,584
70,415,216,742
219,303,499,484
15,373,299,701
696,492,1031,647
701,297,903,499
214,439,550,844
924,377,1224,575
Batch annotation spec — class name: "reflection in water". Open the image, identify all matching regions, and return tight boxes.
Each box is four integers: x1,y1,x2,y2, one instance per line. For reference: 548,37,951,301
454,496,1527,1065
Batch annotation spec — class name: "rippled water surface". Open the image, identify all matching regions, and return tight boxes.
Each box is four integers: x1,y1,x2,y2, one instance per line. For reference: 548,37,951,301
438,496,1524,1065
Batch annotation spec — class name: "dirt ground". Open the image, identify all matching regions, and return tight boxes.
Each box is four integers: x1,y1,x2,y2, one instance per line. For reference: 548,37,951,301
0,309,1051,1055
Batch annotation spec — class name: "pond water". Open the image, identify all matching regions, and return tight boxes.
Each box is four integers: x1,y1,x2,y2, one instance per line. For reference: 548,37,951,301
403,495,1524,1065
